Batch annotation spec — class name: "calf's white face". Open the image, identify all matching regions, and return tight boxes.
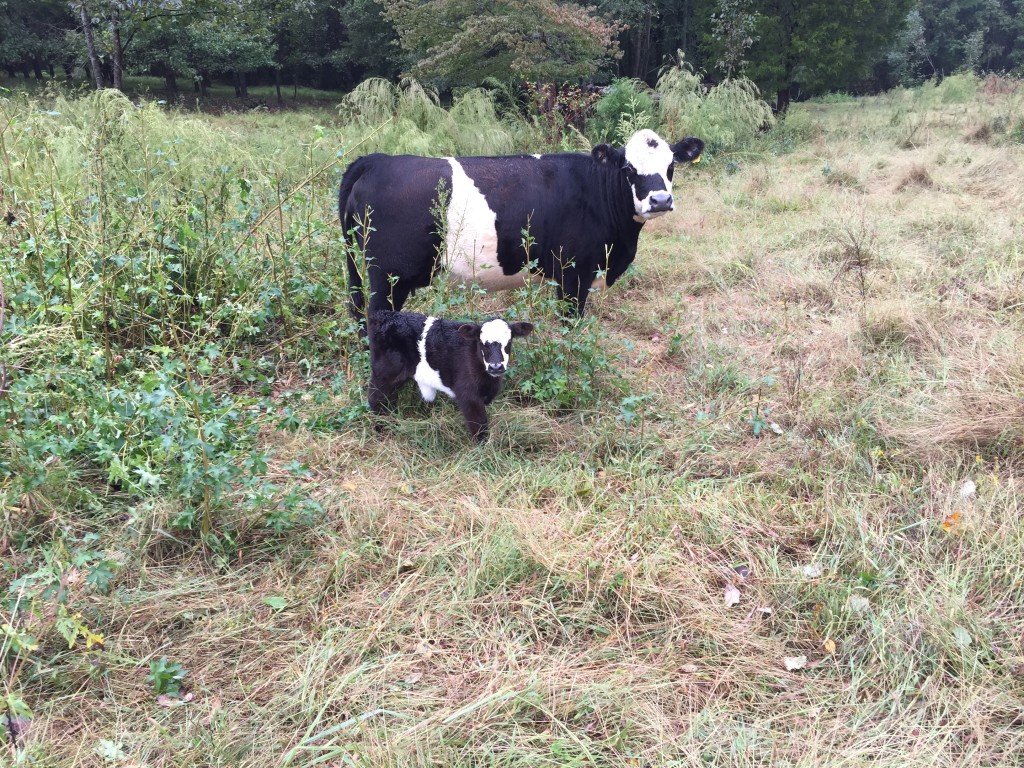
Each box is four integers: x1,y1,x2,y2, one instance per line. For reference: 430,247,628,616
460,318,534,378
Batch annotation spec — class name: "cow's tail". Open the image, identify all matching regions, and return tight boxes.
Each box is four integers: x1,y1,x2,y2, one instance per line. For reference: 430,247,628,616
338,157,371,321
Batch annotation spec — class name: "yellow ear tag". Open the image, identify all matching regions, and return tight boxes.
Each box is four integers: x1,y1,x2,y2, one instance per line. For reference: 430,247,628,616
692,155,701,164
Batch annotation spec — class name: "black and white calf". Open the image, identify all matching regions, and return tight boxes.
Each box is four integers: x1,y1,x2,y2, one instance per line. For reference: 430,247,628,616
340,129,704,317
367,310,534,442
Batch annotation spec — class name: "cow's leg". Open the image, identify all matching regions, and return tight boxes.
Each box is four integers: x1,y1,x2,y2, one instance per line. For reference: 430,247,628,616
456,397,489,443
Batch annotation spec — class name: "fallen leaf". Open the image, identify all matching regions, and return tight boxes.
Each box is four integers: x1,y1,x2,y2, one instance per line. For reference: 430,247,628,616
724,583,741,607
341,481,357,491
415,640,433,659
959,479,976,499
802,563,823,579
262,596,288,611
952,625,972,647
680,663,699,674
823,638,837,654
769,421,784,435
404,672,423,685
156,692,193,708
202,696,223,726
783,655,808,671
942,511,961,532
847,595,871,614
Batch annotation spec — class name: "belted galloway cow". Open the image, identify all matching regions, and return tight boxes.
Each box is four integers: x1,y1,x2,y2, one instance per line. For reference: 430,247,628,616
339,129,704,317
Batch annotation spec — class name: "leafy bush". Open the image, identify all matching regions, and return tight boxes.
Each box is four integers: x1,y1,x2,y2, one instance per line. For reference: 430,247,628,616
936,73,979,104
339,77,539,155
657,61,774,152
767,105,817,152
588,78,657,145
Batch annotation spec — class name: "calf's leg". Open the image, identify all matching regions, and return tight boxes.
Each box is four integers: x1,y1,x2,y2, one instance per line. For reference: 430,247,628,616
457,396,490,443
368,352,409,428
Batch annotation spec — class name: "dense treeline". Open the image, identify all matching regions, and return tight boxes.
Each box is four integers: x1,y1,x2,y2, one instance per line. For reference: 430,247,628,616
1,0,1022,106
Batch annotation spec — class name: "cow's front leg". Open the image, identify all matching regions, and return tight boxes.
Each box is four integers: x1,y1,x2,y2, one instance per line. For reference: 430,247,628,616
457,397,489,443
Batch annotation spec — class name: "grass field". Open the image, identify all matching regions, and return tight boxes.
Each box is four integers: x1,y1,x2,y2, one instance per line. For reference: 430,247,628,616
2,76,1024,766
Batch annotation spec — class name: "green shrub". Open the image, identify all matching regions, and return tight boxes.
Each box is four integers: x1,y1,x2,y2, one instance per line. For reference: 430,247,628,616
588,78,657,145
339,77,536,155
657,62,774,152
936,72,979,104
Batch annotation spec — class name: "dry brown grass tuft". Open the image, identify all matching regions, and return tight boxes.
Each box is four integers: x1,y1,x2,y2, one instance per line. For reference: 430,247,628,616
895,163,935,191
966,122,994,143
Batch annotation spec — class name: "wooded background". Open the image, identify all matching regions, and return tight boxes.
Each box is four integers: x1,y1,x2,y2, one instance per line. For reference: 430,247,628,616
2,0,1023,109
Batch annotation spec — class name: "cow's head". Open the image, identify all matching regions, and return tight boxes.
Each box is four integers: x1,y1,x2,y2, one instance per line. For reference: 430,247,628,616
593,129,704,222
460,319,534,378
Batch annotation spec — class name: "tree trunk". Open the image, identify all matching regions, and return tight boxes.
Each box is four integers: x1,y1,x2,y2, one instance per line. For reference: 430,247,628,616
275,67,282,105
110,9,124,91
775,86,791,114
78,1,104,89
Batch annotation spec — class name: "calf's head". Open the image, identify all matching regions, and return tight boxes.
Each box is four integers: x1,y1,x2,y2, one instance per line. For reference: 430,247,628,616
459,319,534,377
593,129,704,222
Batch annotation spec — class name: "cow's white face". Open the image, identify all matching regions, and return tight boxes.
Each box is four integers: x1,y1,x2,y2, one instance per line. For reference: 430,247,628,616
593,130,704,223
624,130,678,221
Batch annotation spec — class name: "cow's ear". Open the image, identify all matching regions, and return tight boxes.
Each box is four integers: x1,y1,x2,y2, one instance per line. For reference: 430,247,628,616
510,322,534,338
592,144,624,166
670,137,705,164
458,323,480,340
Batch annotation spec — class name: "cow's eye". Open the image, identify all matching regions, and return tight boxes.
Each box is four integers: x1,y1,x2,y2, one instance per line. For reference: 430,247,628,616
623,164,637,179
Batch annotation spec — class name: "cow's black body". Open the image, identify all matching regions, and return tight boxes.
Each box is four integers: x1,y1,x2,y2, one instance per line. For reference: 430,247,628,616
340,131,703,317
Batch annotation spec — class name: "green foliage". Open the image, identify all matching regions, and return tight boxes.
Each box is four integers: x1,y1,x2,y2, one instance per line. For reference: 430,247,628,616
588,78,657,145
383,0,622,88
657,59,775,152
147,656,187,696
339,78,537,155
744,0,914,102
935,72,979,104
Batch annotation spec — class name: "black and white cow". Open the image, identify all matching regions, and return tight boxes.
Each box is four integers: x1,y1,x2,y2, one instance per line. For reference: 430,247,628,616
339,129,704,317
367,310,534,442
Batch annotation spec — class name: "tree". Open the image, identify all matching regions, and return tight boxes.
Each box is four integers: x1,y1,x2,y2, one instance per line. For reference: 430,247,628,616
77,0,105,88
383,0,622,88
915,0,1023,76
744,0,914,111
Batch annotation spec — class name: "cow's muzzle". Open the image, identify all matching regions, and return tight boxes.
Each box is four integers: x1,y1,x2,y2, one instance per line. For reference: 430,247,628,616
647,191,674,213
486,363,506,377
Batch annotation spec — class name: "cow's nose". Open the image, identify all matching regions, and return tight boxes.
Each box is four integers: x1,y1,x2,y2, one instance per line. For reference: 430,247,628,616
487,363,505,376
648,192,673,212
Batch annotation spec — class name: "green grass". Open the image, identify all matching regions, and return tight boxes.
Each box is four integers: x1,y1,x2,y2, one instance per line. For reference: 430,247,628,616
2,76,1024,766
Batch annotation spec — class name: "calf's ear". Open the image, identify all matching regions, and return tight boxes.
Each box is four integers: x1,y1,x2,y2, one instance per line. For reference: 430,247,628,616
458,323,481,340
510,322,534,338
670,137,705,164
592,144,624,167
